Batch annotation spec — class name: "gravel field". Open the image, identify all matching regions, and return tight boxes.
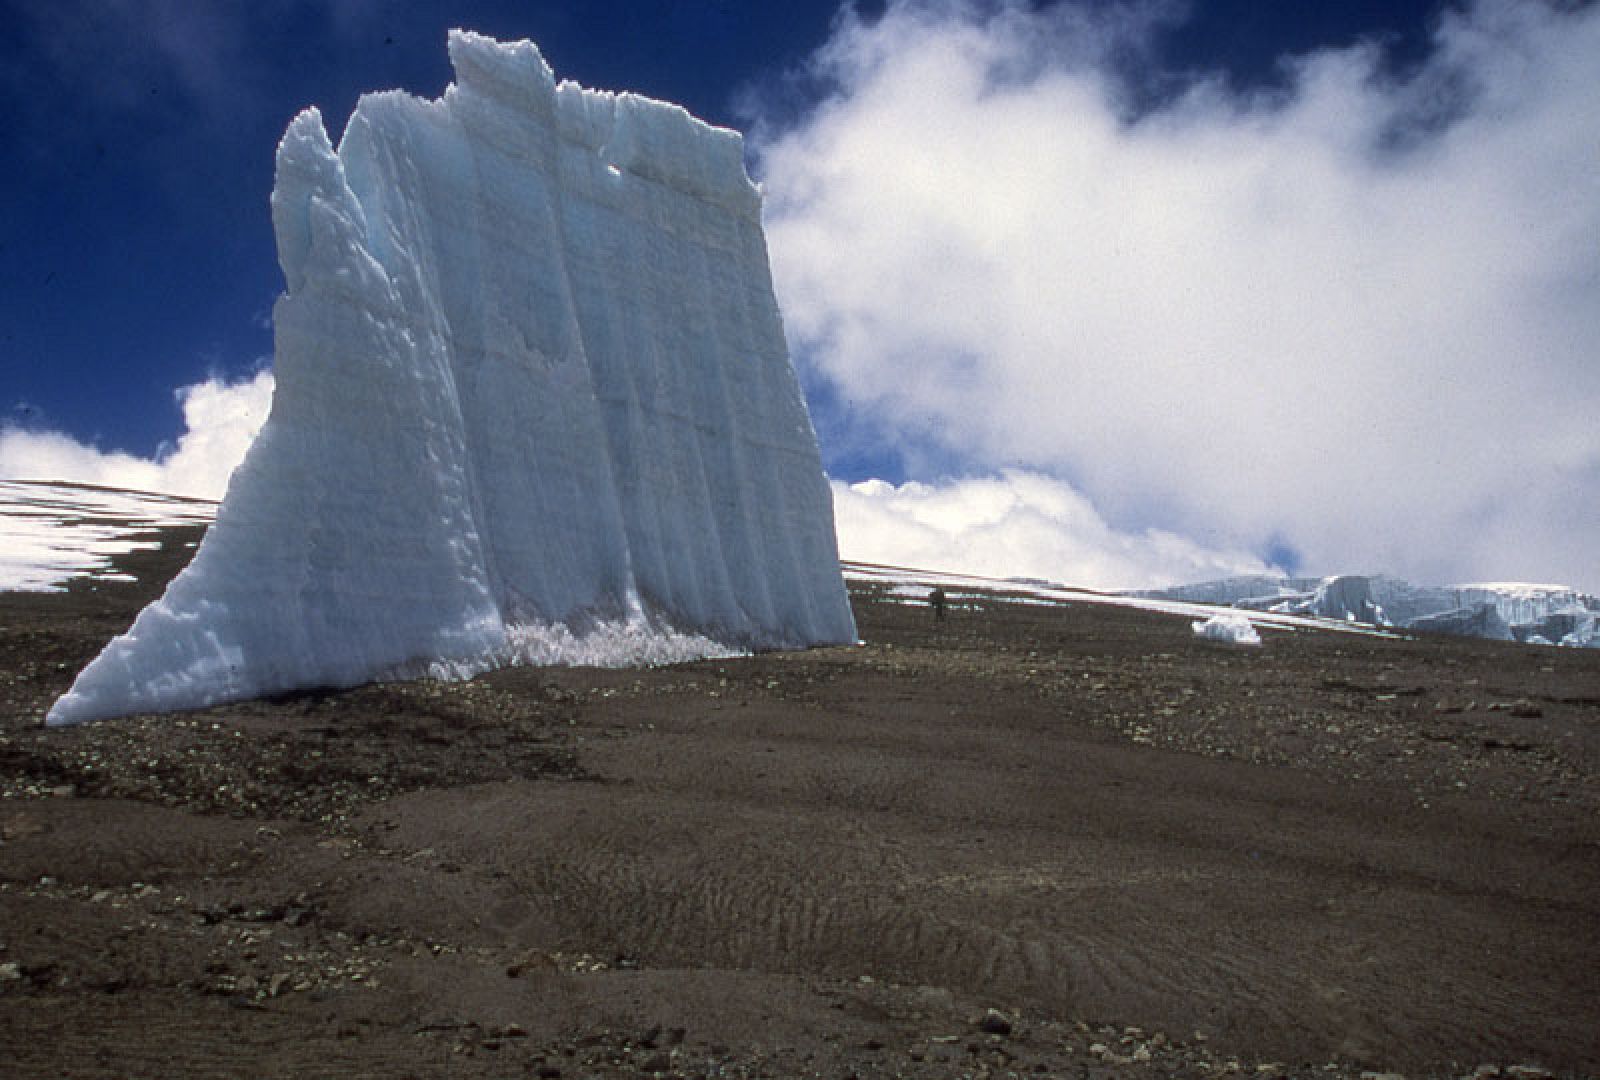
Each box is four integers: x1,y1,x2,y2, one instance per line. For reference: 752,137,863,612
2,521,1597,1078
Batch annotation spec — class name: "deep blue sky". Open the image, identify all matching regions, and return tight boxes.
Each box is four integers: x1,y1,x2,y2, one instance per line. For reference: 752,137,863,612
3,0,1445,463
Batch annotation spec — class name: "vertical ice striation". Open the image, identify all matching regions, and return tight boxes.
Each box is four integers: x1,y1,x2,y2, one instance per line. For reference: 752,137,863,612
47,31,855,726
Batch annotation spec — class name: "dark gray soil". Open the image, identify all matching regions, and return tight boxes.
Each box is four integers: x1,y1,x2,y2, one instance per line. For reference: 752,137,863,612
2,525,1597,1079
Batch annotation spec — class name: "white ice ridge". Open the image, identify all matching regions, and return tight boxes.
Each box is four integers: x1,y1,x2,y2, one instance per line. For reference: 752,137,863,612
47,31,856,725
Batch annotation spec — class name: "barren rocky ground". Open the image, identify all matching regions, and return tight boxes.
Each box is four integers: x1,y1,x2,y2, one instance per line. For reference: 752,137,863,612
2,522,1597,1078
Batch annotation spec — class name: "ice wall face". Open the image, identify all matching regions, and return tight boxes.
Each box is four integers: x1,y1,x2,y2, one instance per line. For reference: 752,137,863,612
47,31,855,726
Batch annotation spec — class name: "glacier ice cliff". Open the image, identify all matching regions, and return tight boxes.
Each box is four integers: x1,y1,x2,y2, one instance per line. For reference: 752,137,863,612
47,31,856,726
1133,574,1600,648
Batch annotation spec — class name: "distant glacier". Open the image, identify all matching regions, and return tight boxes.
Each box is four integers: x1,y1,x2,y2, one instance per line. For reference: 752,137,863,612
48,32,856,725
1129,575,1600,648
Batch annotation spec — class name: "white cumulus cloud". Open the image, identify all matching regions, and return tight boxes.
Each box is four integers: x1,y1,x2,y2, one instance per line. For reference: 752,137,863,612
832,470,1273,590
760,0,1600,592
0,370,273,501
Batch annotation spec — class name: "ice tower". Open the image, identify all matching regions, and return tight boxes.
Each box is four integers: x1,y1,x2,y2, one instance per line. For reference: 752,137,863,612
47,31,856,725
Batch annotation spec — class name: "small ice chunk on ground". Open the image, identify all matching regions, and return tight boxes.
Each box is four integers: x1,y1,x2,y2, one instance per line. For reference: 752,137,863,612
1192,612,1262,646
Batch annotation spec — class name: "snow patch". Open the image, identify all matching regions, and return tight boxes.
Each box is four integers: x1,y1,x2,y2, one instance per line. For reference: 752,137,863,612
844,563,1396,639
0,480,216,592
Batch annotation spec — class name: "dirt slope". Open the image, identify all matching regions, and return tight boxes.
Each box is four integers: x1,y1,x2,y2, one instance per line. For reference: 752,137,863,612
2,525,1597,1078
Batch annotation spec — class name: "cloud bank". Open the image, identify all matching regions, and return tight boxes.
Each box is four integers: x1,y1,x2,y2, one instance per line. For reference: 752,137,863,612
833,471,1272,589
1,371,272,501
0,366,1261,591
758,0,1600,592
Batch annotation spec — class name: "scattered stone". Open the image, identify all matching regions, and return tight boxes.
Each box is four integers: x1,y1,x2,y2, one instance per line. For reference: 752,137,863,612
1486,700,1544,719
638,1051,672,1073
0,962,21,982
978,1009,1013,1036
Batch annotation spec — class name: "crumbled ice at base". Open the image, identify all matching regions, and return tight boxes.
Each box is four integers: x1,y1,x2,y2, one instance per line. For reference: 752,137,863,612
1192,613,1262,646
46,32,855,726
425,608,748,682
